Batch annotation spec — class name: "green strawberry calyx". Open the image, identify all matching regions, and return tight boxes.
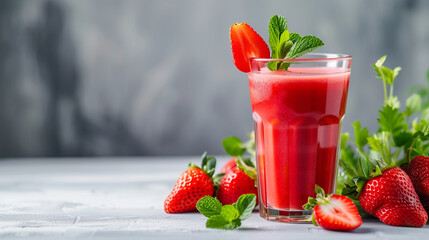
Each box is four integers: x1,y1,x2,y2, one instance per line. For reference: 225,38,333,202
302,185,332,226
189,152,216,178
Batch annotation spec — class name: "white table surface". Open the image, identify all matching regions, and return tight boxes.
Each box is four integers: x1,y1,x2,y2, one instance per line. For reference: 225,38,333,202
0,156,427,239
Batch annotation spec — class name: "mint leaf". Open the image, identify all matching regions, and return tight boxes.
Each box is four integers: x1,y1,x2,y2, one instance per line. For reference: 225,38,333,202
289,33,301,43
285,35,324,59
268,15,288,54
268,15,290,71
196,196,222,218
222,136,245,157
232,194,256,220
206,215,241,230
220,205,239,222
378,105,405,136
266,15,324,71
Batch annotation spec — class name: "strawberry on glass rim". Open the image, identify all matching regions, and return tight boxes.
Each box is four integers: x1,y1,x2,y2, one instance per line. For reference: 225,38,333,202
230,23,270,73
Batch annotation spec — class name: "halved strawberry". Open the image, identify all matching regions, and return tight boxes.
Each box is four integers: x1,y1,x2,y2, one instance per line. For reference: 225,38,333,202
303,186,362,231
230,23,270,72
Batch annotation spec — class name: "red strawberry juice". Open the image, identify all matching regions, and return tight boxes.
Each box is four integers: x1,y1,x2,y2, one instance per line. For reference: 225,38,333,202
248,67,350,211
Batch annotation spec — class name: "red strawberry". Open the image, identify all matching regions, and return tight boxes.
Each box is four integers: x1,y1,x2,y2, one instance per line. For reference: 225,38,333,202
405,156,429,213
164,153,216,213
216,167,258,205
359,167,428,227
304,186,362,231
220,158,237,174
230,23,270,73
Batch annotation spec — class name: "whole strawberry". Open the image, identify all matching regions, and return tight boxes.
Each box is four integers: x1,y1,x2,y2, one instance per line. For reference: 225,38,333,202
220,158,237,174
164,153,216,213
359,167,427,227
405,156,429,213
216,167,258,205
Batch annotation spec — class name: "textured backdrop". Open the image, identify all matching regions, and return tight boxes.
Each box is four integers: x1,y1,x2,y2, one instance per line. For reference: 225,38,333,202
0,0,428,157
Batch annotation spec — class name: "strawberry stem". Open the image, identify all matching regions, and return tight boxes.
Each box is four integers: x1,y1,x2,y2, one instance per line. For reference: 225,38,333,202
407,136,419,163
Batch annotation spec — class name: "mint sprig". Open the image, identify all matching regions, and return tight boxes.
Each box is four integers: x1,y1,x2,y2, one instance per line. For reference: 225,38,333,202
267,15,324,71
196,194,256,230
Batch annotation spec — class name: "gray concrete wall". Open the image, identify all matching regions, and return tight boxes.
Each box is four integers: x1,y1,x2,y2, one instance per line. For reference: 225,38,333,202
1,0,428,157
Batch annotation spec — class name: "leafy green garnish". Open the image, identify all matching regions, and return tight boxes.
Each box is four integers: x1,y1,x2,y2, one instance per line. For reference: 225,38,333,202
285,35,324,59
196,196,222,218
267,15,324,71
197,194,256,230
339,56,429,201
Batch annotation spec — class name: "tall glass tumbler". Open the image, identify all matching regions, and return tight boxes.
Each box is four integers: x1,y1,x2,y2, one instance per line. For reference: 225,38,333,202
248,53,352,222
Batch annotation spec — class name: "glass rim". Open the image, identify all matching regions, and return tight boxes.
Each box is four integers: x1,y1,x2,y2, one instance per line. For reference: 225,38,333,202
250,53,352,62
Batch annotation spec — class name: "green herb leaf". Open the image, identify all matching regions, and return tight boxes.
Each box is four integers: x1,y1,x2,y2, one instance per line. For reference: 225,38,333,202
374,65,396,84
386,96,401,109
289,33,301,43
367,135,382,153
268,15,288,54
222,136,246,157
393,131,413,147
378,105,405,136
268,15,289,71
221,205,239,222
196,196,222,218
406,93,422,116
267,16,323,71
198,194,255,230
233,194,256,220
206,215,241,230
352,121,369,151
415,119,429,136
285,35,324,59
375,55,386,68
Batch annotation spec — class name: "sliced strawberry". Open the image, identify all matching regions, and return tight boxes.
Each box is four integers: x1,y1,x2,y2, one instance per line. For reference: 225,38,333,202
303,186,362,231
230,23,270,73
313,195,362,231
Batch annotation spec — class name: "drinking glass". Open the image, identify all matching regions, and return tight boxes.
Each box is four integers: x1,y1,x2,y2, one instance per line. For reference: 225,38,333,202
248,53,352,222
